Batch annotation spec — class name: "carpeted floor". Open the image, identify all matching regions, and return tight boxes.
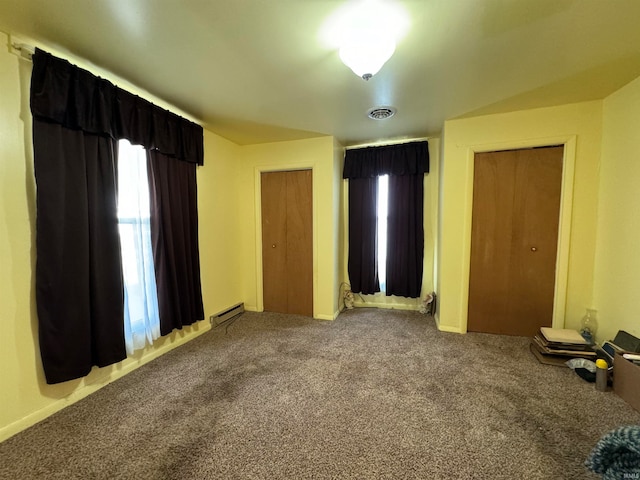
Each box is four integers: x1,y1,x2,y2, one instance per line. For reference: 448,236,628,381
1,309,639,479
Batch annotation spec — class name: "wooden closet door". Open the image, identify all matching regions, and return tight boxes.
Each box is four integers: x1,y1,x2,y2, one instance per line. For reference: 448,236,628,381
467,146,563,336
261,171,288,314
261,170,313,316
285,170,313,315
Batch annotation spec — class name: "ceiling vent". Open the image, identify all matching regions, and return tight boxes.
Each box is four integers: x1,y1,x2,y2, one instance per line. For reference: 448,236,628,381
367,106,396,120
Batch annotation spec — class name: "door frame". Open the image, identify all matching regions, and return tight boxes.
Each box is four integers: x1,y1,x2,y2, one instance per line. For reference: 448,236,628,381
460,135,577,333
254,164,317,317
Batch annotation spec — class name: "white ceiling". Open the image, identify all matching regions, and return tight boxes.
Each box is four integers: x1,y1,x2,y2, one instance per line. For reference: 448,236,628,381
2,0,640,146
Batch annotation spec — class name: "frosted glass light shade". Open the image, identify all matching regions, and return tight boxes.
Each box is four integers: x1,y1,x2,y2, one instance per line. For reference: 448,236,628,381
339,37,396,80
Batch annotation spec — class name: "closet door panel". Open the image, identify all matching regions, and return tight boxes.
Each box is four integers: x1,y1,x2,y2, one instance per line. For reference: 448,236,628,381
468,146,563,336
261,170,313,316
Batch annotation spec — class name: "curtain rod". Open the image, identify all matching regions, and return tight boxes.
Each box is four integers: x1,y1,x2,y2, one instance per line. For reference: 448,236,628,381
344,136,431,150
10,42,34,61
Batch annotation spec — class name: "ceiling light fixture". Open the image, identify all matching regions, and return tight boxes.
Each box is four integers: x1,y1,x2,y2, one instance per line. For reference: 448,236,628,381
339,37,396,81
321,0,409,81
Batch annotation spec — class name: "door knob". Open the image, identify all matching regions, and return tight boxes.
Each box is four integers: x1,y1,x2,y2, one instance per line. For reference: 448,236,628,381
531,247,537,252
272,244,276,248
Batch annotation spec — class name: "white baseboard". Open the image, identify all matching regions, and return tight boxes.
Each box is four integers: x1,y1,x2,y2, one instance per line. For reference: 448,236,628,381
434,313,466,333
352,301,420,311
245,305,337,321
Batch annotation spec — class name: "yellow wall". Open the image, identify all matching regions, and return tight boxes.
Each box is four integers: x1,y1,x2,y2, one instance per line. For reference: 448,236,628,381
593,76,640,342
199,130,244,315
438,101,603,333
345,139,441,311
0,31,242,441
0,30,40,442
425,138,441,296
333,138,346,313
236,136,340,320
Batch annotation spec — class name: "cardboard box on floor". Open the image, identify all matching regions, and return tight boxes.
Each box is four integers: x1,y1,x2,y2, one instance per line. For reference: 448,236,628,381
613,353,640,412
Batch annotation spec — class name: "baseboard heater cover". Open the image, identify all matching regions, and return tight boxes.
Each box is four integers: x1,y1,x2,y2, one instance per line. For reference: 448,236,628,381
210,302,245,325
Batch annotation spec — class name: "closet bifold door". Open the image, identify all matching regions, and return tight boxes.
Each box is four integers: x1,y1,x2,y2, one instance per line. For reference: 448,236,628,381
467,146,563,336
261,170,313,316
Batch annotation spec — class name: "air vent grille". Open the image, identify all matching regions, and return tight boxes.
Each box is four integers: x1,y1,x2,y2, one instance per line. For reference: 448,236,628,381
367,106,396,120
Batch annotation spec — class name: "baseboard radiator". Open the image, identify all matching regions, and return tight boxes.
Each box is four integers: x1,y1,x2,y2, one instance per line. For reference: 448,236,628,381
210,302,245,326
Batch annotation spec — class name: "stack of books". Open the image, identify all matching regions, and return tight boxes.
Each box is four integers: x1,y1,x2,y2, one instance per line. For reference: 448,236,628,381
531,327,596,365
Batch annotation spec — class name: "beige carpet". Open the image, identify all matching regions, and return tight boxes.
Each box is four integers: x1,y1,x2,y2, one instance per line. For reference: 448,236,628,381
1,309,638,479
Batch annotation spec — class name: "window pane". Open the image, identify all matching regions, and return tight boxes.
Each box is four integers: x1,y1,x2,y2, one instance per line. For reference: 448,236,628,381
117,140,160,354
377,175,388,292
118,223,139,285
117,140,150,220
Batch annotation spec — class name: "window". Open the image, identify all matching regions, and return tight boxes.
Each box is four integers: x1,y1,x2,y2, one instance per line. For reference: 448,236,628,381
117,140,160,354
344,141,428,299
377,175,388,293
31,49,205,383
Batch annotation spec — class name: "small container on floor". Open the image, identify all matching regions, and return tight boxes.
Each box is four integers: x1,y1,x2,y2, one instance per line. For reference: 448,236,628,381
595,359,608,392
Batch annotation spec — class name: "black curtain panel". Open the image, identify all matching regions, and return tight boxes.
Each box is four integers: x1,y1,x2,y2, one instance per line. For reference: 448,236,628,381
147,150,204,335
386,174,424,298
343,141,429,299
30,49,204,383
30,50,204,165
33,121,126,384
348,177,380,294
342,141,429,178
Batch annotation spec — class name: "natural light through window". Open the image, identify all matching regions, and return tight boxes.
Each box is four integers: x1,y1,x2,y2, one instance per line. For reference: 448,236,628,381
117,139,160,354
377,175,388,292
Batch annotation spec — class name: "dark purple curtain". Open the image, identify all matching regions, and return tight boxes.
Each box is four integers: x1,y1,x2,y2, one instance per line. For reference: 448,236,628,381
147,151,204,334
33,121,126,384
30,49,203,165
30,49,204,383
348,177,380,294
343,141,429,178
386,174,424,298
343,141,429,299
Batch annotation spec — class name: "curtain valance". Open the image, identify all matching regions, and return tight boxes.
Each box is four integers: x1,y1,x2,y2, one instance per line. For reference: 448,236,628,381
30,49,204,165
342,140,429,179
